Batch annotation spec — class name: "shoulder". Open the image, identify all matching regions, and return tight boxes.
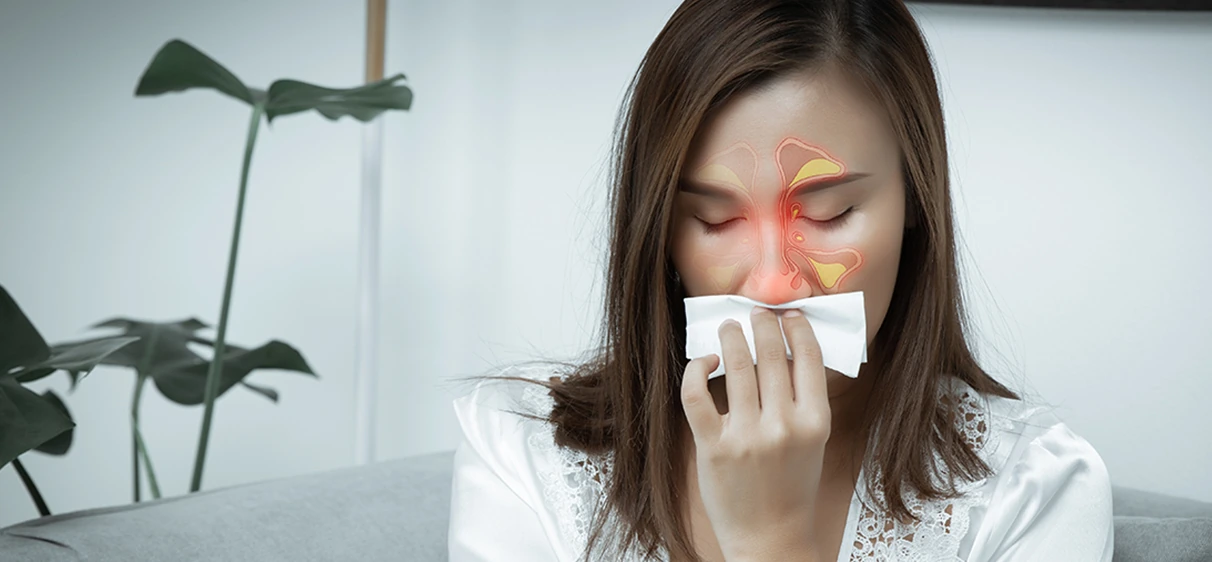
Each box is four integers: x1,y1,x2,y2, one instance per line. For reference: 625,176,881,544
451,363,559,424
448,364,587,561
986,395,1113,515
963,379,1111,490
942,378,1109,479
451,363,567,474
451,364,565,503
946,379,1114,560
451,363,615,555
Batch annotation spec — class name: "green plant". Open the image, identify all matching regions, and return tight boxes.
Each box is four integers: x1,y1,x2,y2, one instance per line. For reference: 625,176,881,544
0,38,412,517
0,284,138,515
57,317,317,503
133,39,412,493
2,283,317,514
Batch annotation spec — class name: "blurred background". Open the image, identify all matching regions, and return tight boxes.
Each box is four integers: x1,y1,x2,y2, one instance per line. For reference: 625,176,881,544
1,0,1208,527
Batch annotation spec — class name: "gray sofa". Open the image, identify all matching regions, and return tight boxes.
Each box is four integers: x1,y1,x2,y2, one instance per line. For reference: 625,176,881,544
2,451,1210,561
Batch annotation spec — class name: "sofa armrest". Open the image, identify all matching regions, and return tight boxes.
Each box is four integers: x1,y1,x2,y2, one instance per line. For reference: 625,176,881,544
0,451,455,562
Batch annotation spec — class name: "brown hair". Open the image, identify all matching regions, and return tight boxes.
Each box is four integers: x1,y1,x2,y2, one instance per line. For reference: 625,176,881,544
480,0,1018,560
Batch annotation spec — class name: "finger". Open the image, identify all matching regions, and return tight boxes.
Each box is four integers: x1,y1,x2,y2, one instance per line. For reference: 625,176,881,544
751,306,793,415
719,318,759,423
681,354,722,438
779,309,827,411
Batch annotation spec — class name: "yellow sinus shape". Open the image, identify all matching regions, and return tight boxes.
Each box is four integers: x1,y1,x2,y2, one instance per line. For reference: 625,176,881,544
695,163,746,190
808,257,847,289
791,159,842,186
705,263,738,292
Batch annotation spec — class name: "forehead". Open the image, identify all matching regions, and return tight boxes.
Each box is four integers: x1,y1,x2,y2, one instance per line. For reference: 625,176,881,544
684,64,899,172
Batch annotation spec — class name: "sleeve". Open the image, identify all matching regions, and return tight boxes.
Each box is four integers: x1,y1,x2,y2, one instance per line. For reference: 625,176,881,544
967,412,1115,562
447,380,562,562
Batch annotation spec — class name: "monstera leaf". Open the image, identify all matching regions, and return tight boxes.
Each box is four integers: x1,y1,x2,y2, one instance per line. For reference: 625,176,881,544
27,318,212,385
42,318,316,406
132,37,389,493
0,285,137,468
151,340,313,405
33,390,73,456
134,39,413,123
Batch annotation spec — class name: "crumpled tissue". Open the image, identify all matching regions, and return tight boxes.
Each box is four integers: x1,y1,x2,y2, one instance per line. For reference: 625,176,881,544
684,291,867,379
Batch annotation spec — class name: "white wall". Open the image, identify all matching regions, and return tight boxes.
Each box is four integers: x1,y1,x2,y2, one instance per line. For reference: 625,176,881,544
1,0,1208,527
911,4,1212,505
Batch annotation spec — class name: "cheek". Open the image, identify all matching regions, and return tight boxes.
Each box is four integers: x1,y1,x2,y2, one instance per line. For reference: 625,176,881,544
671,219,743,291
848,226,902,342
839,206,905,342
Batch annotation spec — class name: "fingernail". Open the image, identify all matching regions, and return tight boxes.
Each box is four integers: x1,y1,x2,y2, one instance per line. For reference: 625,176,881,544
750,306,768,317
782,308,802,318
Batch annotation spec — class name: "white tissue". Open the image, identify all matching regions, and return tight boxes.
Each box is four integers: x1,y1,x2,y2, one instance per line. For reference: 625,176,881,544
684,291,868,379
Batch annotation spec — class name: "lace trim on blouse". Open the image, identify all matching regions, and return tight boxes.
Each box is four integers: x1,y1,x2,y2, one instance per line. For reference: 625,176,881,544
519,382,616,554
847,383,1015,561
516,376,1016,562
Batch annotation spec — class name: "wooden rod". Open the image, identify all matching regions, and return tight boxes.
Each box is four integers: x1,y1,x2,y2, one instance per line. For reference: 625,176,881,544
366,0,387,82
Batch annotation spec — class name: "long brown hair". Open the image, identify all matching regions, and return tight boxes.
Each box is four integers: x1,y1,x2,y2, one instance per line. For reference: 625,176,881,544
479,1,1018,560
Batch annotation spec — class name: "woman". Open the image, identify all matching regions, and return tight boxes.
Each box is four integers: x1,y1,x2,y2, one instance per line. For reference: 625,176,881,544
447,0,1114,560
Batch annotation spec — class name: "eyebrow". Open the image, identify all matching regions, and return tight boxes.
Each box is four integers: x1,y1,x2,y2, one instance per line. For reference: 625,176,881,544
678,172,871,201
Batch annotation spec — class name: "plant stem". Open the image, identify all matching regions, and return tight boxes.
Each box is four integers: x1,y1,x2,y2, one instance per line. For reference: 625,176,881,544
132,376,142,503
132,382,161,501
133,421,161,499
132,327,161,502
132,383,163,500
190,103,264,493
12,458,50,517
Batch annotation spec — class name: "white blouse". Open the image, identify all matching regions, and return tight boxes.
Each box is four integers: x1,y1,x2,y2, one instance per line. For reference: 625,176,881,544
447,365,1114,561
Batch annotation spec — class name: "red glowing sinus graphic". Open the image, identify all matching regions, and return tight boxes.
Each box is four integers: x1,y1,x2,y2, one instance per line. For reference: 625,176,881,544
687,137,864,297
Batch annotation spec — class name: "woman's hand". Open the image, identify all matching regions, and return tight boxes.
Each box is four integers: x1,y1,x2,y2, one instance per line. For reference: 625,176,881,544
681,306,830,562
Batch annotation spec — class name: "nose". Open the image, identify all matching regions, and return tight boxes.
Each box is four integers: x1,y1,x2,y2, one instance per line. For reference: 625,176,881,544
742,268,806,306
739,217,813,306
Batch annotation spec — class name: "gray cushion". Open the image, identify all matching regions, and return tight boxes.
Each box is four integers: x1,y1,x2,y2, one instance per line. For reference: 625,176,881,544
0,451,454,561
1113,516,1212,562
1111,486,1212,562
1113,485,1212,518
3,450,1211,561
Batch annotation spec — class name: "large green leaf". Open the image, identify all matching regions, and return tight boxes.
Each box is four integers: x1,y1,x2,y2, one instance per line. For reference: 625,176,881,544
0,286,130,465
23,317,208,386
0,378,73,468
13,335,141,384
151,340,315,405
33,390,73,456
134,39,254,105
3,285,139,385
134,38,413,125
49,318,313,404
264,74,413,123
73,318,210,371
0,284,50,375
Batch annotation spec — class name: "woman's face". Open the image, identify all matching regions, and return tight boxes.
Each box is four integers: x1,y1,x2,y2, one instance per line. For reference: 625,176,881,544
670,63,907,350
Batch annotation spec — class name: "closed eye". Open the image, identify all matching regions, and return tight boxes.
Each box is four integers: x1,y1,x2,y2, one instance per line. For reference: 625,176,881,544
800,206,855,231
697,207,854,235
697,217,740,234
